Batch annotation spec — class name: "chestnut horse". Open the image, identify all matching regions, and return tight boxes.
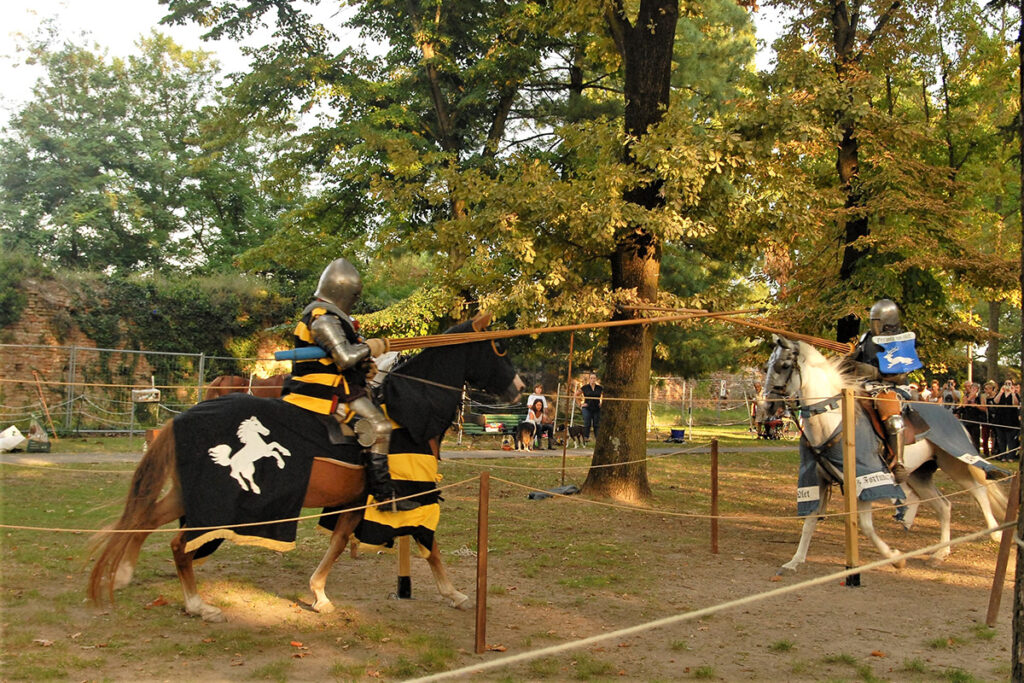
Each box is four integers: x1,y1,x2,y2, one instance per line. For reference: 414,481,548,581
204,373,289,400
88,318,523,621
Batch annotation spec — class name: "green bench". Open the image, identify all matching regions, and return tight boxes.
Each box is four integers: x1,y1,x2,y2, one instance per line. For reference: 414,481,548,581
459,412,523,445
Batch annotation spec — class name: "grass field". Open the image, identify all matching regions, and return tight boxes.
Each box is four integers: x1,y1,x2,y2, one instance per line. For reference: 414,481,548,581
2,423,1015,681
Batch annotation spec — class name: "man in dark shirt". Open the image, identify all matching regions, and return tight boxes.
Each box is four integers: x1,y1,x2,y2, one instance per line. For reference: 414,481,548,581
577,373,603,442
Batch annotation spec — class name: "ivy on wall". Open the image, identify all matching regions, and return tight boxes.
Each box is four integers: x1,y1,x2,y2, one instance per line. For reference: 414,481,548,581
65,272,294,381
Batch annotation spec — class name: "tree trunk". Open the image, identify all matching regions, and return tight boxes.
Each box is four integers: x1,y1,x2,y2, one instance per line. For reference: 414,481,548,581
1012,12,1024,679
585,0,677,502
988,300,1001,381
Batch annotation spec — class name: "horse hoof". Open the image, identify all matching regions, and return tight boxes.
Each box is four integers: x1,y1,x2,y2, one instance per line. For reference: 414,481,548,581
449,594,470,610
928,552,949,566
312,599,334,614
779,562,799,573
891,556,906,570
202,610,227,623
113,563,134,590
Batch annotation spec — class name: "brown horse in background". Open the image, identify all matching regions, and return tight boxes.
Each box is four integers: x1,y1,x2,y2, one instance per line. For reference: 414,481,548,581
204,372,289,400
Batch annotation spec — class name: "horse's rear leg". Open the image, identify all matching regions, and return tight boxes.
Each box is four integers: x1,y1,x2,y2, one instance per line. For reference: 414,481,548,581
904,473,953,563
170,531,224,622
309,512,362,614
780,485,830,573
425,540,469,609
937,452,1003,541
114,488,183,589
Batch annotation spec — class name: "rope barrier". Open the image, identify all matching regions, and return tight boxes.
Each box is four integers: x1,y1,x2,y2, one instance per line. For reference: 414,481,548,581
407,520,1016,683
0,475,481,535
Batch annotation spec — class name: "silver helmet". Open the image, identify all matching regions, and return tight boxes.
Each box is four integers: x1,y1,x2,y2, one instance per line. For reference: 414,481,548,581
314,258,363,314
869,299,900,336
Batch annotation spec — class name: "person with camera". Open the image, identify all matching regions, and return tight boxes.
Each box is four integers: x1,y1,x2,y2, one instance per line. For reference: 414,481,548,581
992,378,1021,461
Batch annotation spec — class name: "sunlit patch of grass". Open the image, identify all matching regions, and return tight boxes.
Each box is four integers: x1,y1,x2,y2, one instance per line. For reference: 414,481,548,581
248,658,293,681
329,659,368,680
355,622,392,643
943,669,979,683
769,639,795,652
692,665,716,678
970,623,997,641
528,656,562,677
571,653,615,679
927,635,964,649
557,574,619,589
670,639,691,651
903,658,928,673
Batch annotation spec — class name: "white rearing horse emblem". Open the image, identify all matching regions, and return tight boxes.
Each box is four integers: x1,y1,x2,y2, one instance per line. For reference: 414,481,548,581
208,416,291,495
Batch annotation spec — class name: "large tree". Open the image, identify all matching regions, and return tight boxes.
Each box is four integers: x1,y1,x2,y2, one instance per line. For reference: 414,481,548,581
0,31,283,274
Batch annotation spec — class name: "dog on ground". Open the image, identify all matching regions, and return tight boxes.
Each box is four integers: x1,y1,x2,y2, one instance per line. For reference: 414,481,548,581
555,424,586,448
514,421,536,452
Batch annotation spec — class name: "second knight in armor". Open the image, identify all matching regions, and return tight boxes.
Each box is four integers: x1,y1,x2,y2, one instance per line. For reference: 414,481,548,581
282,257,417,511
845,299,923,484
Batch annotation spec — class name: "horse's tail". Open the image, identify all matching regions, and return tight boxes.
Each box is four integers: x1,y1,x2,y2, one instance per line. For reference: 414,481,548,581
981,469,1008,522
87,421,177,605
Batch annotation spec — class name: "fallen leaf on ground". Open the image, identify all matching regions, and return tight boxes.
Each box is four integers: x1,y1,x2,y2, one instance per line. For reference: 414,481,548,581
290,641,303,648
769,575,782,582
871,650,886,657
488,644,508,652
33,639,53,647
145,596,168,608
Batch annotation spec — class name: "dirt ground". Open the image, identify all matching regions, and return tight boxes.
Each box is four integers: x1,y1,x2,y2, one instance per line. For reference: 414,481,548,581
1,447,1017,681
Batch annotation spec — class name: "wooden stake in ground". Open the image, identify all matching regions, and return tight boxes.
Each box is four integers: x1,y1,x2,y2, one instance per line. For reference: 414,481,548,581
475,472,490,654
987,474,1020,627
841,388,859,586
31,371,59,441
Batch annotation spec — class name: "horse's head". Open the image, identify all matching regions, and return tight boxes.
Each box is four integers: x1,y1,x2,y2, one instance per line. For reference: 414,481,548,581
237,416,270,443
764,335,801,400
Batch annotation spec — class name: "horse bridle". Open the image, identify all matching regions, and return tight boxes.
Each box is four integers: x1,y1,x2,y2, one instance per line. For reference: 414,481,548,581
766,340,844,457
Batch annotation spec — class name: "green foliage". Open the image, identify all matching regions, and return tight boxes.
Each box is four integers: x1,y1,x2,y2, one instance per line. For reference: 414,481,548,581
0,29,286,275
0,247,45,330
63,271,292,380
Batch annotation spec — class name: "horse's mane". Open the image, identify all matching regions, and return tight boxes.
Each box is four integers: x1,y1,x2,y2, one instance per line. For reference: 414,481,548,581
381,320,476,444
795,341,858,392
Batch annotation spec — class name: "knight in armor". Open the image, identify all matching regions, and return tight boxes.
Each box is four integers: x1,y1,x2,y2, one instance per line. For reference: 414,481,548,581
281,258,417,511
845,299,922,484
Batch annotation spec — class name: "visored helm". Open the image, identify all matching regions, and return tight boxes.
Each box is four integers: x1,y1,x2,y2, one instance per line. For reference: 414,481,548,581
868,299,901,336
314,258,363,314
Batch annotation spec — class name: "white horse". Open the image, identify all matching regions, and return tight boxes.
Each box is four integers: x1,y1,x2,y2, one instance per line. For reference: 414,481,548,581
764,336,1007,572
209,416,291,495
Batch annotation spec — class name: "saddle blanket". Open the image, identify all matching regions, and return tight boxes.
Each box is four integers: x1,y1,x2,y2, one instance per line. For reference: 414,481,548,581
174,393,357,558
912,403,1007,477
797,402,1007,516
797,407,904,516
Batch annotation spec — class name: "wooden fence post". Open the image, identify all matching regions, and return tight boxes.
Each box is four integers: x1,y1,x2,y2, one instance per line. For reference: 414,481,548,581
475,472,490,654
841,387,860,586
986,473,1020,626
711,438,719,554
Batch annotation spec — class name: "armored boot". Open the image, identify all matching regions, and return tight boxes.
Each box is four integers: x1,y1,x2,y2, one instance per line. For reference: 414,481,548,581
885,414,907,485
363,447,420,512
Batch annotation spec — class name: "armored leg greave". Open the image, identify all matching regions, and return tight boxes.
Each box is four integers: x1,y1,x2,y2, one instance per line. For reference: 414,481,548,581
346,397,417,511
885,414,906,484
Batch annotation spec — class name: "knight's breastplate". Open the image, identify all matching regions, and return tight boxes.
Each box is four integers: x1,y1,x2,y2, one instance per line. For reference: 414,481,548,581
282,306,364,414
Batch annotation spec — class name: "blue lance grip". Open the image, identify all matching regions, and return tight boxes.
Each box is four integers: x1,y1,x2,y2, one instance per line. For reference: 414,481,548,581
273,346,328,361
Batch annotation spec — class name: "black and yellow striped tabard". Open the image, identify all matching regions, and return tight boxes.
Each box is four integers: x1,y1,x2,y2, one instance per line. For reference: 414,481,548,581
281,300,367,416
356,429,442,556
